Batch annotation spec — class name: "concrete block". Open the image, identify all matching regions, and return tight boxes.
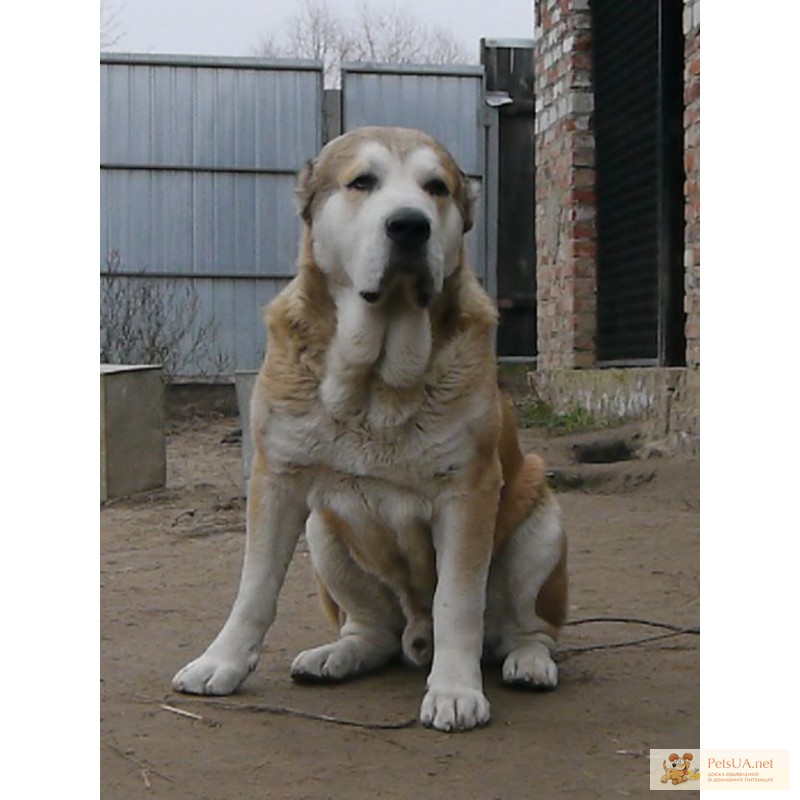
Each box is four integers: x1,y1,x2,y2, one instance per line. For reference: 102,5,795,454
100,365,166,502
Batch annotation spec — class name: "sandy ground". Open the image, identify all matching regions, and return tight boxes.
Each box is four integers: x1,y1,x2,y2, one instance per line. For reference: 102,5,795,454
101,414,699,799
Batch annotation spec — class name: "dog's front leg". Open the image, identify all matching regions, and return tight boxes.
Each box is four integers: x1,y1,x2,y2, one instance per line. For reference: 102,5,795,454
421,477,499,732
172,455,307,695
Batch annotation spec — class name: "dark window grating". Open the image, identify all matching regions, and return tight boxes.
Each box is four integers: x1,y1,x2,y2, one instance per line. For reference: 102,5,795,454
591,0,686,365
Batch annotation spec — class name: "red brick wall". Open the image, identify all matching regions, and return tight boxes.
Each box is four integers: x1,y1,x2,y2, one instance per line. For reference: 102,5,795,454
534,0,597,369
683,0,700,366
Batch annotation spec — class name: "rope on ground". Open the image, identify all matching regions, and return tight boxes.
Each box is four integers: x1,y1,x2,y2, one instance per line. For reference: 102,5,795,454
152,695,418,731
196,699,418,729
559,615,699,656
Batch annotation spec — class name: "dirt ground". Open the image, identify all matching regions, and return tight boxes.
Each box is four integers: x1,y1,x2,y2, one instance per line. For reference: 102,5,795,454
101,412,699,800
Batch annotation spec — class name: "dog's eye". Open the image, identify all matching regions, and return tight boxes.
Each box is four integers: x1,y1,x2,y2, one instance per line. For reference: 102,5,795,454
347,173,377,192
423,178,450,197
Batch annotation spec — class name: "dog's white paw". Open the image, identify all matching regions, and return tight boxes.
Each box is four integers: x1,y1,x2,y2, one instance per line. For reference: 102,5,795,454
419,686,491,732
172,650,257,695
502,644,559,690
290,639,378,682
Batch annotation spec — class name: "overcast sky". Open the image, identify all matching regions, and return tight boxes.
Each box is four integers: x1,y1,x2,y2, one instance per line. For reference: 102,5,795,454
103,0,534,62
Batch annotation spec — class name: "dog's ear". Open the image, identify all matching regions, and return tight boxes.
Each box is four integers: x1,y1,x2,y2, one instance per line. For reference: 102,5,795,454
668,753,679,761
458,171,479,234
296,158,316,225
683,753,693,762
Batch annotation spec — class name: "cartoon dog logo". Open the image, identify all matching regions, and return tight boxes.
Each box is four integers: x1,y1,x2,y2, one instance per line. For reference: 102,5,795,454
661,752,700,784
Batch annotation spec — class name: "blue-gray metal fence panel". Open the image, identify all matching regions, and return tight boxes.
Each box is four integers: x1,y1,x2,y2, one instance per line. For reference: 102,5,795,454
100,54,323,376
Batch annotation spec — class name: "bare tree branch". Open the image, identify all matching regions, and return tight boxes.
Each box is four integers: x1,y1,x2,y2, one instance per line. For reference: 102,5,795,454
100,251,232,379
253,0,469,87
100,0,125,49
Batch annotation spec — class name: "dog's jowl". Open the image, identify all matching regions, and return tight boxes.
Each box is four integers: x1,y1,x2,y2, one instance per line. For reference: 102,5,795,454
172,126,568,732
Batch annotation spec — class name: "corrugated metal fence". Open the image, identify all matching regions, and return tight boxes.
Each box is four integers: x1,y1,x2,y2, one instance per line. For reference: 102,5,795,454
100,53,323,375
100,53,494,377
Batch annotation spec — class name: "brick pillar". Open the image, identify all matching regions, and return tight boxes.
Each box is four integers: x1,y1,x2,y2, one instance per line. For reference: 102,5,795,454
683,0,700,366
534,0,597,369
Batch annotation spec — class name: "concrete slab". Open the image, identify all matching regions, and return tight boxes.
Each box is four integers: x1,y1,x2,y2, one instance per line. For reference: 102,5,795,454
101,365,166,501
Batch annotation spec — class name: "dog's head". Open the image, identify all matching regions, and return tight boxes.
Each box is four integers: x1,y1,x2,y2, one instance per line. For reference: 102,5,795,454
668,753,693,770
297,126,476,308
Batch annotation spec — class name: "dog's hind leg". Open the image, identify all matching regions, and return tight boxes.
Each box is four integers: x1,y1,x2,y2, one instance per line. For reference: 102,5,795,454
486,492,567,690
290,511,404,682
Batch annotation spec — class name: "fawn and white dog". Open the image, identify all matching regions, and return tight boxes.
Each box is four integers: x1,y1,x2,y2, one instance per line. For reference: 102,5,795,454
172,126,567,732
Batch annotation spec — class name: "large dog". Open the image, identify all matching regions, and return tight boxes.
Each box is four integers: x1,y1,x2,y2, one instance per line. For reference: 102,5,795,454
173,126,567,732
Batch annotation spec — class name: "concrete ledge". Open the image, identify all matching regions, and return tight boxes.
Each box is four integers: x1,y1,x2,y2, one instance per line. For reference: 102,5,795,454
101,365,167,501
528,367,699,455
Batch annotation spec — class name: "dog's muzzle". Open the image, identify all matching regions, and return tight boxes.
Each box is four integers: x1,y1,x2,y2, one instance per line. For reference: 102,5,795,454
359,208,435,307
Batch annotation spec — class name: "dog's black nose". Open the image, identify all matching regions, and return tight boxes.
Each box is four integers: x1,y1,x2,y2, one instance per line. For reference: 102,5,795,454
385,208,431,249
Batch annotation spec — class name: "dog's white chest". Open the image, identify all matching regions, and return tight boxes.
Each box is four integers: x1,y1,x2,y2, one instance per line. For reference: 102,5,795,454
265,398,473,494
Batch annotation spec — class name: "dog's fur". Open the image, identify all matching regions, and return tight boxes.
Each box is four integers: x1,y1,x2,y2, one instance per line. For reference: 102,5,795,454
173,126,568,732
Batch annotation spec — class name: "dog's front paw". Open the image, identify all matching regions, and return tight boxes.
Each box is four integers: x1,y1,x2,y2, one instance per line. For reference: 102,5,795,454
502,644,558,690
172,650,257,695
419,686,491,732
